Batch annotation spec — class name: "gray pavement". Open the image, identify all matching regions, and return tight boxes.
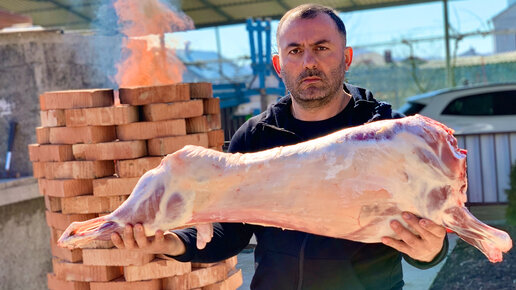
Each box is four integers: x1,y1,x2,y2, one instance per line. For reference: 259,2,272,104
236,234,458,289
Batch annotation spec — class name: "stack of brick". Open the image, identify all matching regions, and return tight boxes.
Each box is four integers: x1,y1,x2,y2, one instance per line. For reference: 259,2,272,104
29,83,242,289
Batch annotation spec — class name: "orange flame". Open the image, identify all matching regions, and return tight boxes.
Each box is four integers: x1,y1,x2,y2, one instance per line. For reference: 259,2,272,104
113,0,194,87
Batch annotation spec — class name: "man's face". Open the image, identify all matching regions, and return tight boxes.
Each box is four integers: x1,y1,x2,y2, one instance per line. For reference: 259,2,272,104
273,13,352,109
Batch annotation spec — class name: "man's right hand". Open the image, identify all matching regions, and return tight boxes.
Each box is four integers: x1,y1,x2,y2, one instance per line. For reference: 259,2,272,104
111,223,186,257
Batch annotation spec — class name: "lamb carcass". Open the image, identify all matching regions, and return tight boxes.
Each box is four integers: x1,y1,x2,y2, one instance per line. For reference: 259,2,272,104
58,114,512,262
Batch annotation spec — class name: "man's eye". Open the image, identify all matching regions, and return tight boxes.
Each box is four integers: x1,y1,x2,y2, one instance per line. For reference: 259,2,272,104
289,49,300,55
316,46,328,51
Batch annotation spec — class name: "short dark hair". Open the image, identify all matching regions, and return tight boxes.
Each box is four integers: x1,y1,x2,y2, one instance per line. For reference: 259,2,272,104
277,4,346,41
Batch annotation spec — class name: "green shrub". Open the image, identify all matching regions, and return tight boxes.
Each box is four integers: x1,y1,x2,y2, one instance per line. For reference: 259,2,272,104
506,163,516,225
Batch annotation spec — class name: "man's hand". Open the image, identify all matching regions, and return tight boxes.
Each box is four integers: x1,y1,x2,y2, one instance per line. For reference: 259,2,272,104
382,212,447,262
111,223,186,256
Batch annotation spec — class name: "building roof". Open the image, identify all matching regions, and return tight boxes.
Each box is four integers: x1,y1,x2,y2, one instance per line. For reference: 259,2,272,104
0,0,446,30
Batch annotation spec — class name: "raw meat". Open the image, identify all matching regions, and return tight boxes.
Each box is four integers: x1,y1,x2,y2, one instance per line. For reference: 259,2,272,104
58,115,512,262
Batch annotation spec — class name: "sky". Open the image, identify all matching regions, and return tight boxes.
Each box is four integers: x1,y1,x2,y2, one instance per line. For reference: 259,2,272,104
172,0,510,60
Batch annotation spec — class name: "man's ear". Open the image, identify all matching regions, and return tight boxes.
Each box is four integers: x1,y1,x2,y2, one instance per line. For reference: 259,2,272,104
272,54,281,77
344,47,353,71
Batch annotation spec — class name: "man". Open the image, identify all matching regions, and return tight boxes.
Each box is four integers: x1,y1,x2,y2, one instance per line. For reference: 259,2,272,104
112,4,448,289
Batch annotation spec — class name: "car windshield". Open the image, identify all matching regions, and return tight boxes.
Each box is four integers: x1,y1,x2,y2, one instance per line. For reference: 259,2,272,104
399,102,426,116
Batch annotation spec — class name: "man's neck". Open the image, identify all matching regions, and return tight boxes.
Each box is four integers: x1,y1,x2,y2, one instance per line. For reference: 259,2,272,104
291,90,352,121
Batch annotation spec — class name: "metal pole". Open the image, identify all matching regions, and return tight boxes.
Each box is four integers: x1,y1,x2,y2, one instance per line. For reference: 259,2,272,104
215,26,223,79
443,0,453,87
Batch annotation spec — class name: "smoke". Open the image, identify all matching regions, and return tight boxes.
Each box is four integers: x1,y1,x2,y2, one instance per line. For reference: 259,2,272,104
85,0,194,88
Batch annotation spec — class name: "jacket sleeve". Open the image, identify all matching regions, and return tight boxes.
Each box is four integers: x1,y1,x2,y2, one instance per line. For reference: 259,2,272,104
166,122,255,263
402,235,449,269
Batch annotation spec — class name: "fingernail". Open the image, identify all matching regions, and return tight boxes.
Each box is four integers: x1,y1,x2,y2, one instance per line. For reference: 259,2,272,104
402,213,411,220
391,221,399,229
420,220,428,227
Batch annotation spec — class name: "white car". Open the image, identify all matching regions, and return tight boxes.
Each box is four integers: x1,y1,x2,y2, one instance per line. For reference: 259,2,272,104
399,83,516,134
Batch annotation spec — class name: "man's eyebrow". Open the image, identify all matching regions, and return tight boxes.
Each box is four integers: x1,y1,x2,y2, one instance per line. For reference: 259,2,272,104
285,39,330,48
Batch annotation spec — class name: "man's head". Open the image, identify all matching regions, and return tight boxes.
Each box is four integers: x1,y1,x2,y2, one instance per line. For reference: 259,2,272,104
273,4,353,110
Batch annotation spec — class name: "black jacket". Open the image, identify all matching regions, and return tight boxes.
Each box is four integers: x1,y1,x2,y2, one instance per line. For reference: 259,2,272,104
171,83,448,289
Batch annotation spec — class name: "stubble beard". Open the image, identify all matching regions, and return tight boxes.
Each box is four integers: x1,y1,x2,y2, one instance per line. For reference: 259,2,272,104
282,59,346,110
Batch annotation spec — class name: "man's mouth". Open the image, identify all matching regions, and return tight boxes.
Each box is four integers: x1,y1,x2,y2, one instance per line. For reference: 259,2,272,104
301,77,322,84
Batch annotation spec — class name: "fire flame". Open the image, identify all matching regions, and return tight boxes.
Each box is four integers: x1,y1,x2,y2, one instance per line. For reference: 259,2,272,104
113,0,194,87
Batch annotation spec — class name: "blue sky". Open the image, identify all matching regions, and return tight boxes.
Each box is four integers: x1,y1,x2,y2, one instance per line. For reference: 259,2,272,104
173,0,509,60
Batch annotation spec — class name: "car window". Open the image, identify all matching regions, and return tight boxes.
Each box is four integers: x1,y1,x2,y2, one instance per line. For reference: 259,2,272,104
442,90,516,116
399,102,426,116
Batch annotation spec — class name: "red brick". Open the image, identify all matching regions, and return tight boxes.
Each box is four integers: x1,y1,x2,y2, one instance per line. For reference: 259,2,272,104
147,133,209,156
49,126,116,144
165,262,227,289
119,83,190,105
52,258,122,282
32,162,45,178
189,82,213,99
44,160,115,179
38,178,93,197
203,269,243,290
123,258,191,282
66,105,138,127
44,194,62,212
40,89,114,110
73,141,147,161
107,195,129,211
50,239,83,262
93,177,139,196
40,109,66,127
45,211,96,231
207,129,225,147
186,115,221,133
36,126,50,144
90,277,160,290
116,157,162,178
203,97,220,114
61,195,111,214
116,119,186,141
142,100,203,122
28,144,74,162
47,273,89,290
83,248,154,266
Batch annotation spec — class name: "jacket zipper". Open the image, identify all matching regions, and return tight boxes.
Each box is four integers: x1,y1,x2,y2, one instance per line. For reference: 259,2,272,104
296,234,309,290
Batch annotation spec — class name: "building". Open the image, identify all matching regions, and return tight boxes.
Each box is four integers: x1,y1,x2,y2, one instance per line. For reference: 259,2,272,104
492,1,516,53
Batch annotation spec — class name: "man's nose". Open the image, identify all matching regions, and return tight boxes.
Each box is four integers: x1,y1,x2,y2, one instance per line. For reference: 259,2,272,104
303,50,317,69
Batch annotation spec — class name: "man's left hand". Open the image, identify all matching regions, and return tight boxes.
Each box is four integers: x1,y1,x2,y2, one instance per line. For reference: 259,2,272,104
381,212,447,262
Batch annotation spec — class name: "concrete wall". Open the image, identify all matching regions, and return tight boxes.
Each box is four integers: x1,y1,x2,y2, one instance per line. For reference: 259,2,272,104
0,178,50,290
0,29,117,177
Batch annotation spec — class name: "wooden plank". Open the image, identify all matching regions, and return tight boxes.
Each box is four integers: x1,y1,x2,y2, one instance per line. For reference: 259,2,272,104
52,258,123,282
480,135,497,202
40,109,66,127
119,83,190,105
495,133,511,203
93,177,139,196
123,258,191,282
66,105,138,127
73,141,147,161
142,100,203,121
116,119,186,141
116,157,162,178
40,89,114,110
44,160,115,179
49,126,117,144
147,133,209,156
82,248,154,266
